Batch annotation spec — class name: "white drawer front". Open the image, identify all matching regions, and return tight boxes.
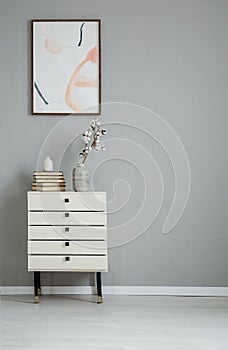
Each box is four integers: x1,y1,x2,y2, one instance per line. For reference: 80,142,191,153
28,192,106,211
28,255,108,272
28,241,107,255
28,226,107,240
28,212,107,226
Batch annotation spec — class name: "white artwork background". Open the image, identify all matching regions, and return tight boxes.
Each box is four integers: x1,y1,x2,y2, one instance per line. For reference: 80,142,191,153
33,21,99,113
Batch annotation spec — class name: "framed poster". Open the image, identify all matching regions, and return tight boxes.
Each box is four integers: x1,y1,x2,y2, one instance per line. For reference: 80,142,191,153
32,19,101,115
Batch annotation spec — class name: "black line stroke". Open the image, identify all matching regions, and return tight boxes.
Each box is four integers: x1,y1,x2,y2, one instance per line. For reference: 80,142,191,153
34,82,48,105
77,22,85,46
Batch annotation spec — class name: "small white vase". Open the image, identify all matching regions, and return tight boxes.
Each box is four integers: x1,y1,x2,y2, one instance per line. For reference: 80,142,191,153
43,156,53,171
72,164,90,192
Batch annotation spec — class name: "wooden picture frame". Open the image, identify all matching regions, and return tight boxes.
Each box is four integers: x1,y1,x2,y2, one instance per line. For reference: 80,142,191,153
31,19,101,115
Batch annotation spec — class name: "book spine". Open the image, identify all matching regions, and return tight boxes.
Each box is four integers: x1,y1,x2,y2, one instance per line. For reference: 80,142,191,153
33,172,63,176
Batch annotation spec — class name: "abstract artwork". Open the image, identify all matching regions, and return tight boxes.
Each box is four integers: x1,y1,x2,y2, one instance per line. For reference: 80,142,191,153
32,20,101,115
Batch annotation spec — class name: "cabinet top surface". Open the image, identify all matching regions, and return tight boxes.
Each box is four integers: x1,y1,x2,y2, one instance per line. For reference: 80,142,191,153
28,191,106,194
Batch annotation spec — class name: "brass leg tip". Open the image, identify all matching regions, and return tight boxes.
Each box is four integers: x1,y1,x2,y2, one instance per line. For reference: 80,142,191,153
98,296,103,304
34,296,39,304
38,288,41,296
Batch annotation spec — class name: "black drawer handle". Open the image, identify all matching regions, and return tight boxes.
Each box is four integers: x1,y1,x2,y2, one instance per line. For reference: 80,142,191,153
65,242,70,247
65,198,70,203
65,256,70,261
65,213,69,218
65,227,69,232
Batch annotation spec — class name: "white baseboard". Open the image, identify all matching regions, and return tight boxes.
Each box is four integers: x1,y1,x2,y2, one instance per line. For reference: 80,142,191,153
1,286,228,296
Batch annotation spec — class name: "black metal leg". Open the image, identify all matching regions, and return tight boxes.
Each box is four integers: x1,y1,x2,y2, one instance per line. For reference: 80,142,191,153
37,272,41,295
34,271,39,303
96,272,102,303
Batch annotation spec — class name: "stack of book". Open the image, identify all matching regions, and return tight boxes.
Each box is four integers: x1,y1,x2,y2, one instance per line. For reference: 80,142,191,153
32,171,66,191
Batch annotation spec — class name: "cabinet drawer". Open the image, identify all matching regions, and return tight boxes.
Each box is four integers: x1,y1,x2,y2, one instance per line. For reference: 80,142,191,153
28,192,106,211
28,255,108,272
28,226,107,240
28,212,107,226
28,241,107,255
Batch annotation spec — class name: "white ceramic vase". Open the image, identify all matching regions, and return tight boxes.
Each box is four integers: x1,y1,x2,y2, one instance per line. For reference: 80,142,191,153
72,164,90,192
43,156,53,171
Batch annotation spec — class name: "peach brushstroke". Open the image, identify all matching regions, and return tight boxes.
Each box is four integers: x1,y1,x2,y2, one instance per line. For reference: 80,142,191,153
85,46,98,63
65,46,98,112
44,38,63,54
74,75,97,87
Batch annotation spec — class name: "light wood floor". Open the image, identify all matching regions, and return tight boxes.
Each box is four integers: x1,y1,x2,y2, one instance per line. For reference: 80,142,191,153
1,295,228,349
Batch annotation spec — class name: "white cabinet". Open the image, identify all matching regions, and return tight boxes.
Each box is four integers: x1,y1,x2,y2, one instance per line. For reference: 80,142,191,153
27,191,107,303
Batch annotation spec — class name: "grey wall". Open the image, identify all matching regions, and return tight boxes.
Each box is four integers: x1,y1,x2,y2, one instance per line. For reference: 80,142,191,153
0,0,227,287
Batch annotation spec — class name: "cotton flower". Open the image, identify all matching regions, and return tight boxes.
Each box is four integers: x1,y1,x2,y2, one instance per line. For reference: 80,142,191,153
78,118,107,164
